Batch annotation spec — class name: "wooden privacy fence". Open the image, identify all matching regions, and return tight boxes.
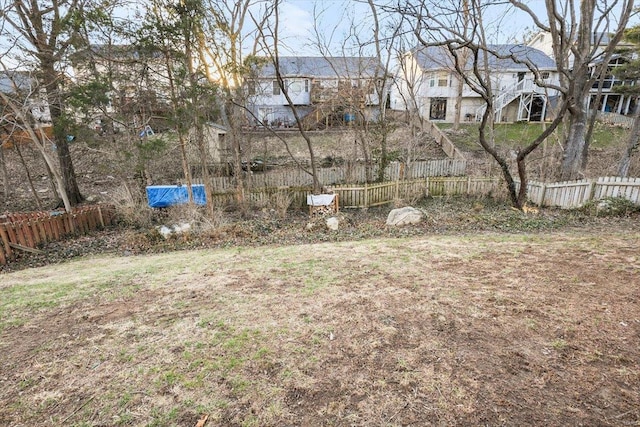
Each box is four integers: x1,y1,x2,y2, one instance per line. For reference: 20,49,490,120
0,205,116,265
519,176,640,209
199,159,467,191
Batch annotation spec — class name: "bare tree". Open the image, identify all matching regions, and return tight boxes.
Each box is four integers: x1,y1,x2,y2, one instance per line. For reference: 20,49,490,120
511,0,635,180
612,25,640,177
252,0,323,193
363,0,402,182
0,78,72,211
0,0,89,206
200,0,257,209
174,0,220,216
396,0,567,209
134,0,225,212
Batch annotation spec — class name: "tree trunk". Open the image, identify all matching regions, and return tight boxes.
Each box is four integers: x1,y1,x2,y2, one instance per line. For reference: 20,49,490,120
560,111,588,181
185,27,214,216
618,111,640,177
376,132,389,183
0,90,71,212
14,143,42,210
177,132,194,203
41,61,83,205
452,74,464,131
0,143,8,204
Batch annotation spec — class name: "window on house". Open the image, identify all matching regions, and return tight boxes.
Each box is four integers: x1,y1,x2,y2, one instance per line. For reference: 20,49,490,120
437,72,448,87
247,81,256,95
541,71,550,80
304,79,309,92
272,81,281,95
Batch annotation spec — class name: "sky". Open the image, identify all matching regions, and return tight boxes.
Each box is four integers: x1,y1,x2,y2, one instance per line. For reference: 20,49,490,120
272,0,639,56
1,0,637,69
273,0,536,55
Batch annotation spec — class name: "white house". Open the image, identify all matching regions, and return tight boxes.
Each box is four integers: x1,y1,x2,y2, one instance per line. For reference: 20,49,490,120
246,56,388,128
391,44,560,123
528,31,637,117
0,71,51,124
70,45,174,132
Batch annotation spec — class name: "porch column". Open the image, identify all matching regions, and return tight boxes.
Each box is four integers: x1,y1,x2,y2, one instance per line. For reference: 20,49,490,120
624,96,632,115
616,95,624,114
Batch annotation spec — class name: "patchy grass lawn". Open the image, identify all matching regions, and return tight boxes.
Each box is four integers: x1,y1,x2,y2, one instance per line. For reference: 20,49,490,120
439,121,631,151
1,229,639,426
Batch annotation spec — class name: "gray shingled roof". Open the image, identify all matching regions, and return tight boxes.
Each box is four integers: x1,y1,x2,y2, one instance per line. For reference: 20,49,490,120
413,44,556,71
255,56,384,78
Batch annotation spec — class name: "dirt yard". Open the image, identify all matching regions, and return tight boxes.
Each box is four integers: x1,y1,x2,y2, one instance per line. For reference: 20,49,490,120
1,228,639,426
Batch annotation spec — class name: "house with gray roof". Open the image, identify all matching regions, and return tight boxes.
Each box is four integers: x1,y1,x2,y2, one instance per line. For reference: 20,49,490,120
528,31,637,118
246,56,388,129
391,44,560,123
0,71,51,124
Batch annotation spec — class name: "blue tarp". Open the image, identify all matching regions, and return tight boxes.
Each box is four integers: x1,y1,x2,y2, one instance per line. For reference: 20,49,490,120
146,185,207,208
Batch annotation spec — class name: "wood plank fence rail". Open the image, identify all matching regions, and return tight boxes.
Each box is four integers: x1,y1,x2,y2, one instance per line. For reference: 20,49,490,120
518,177,640,209
195,159,467,192
3,177,637,265
0,205,116,265
207,176,640,211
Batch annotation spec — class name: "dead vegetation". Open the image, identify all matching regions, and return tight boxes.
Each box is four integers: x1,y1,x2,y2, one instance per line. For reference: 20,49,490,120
1,125,639,426
1,228,639,426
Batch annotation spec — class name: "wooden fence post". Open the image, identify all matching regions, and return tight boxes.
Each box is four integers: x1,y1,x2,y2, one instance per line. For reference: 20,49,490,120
0,225,12,262
588,179,597,203
538,182,547,207
97,206,105,228
0,239,5,264
364,183,369,209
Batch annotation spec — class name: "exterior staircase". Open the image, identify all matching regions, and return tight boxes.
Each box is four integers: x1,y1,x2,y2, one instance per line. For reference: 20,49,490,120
475,78,545,122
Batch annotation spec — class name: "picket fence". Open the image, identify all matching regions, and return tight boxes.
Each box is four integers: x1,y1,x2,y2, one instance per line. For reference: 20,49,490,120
2,176,637,266
595,111,634,129
205,176,640,211
332,177,503,208
520,176,640,208
205,177,506,210
0,205,116,265
201,159,467,191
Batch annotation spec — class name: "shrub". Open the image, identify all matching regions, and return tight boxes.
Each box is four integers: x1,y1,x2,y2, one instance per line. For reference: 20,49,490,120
109,184,153,228
164,203,227,235
581,197,640,217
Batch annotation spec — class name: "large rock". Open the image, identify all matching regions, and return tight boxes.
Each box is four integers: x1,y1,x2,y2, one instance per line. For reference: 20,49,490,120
386,206,424,227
